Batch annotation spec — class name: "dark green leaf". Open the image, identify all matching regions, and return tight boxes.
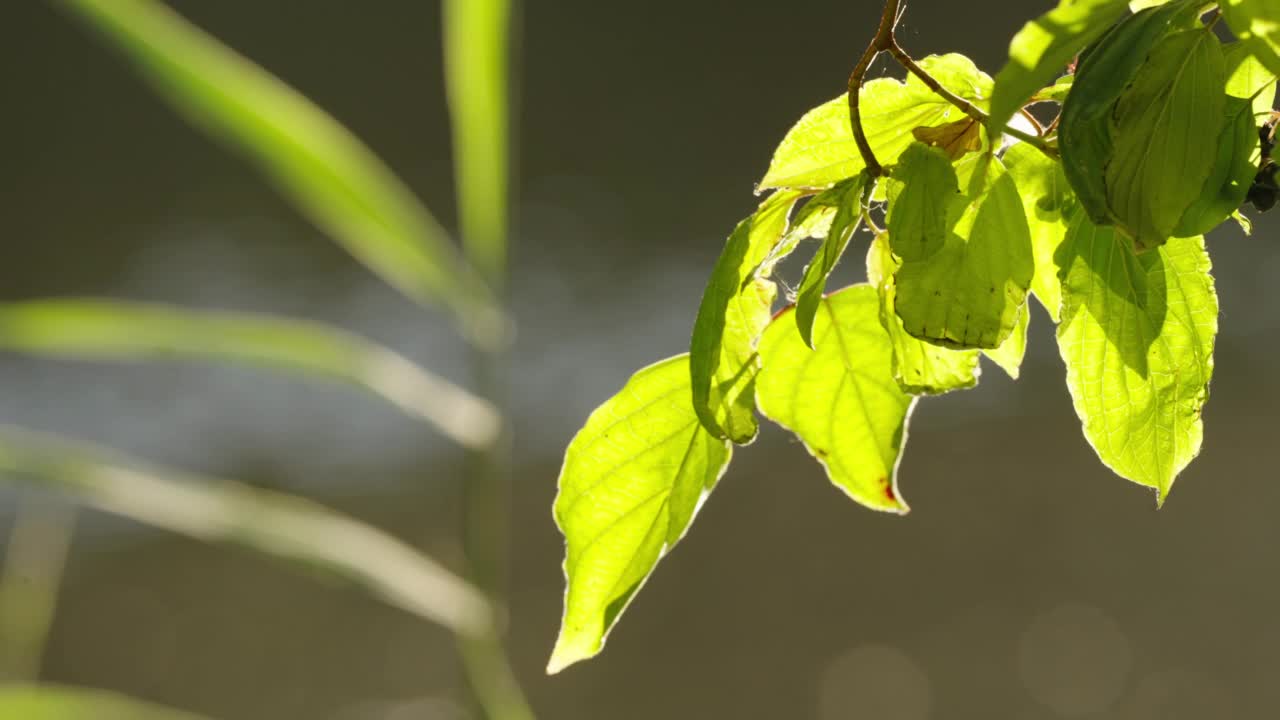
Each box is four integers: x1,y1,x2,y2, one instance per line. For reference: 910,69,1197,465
1174,96,1257,236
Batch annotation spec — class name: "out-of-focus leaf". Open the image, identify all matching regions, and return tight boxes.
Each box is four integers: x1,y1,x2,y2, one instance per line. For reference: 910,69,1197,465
550,355,731,673
0,299,499,451
988,0,1131,136
759,54,992,190
1221,0,1280,78
867,234,980,394
891,151,1035,349
444,0,510,282
756,286,915,512
0,685,209,720
795,174,869,348
690,192,802,443
1004,142,1074,321
1055,215,1217,502
1059,1,1203,228
1031,75,1075,104
0,427,494,637
1105,28,1225,249
62,0,502,347
1225,41,1279,116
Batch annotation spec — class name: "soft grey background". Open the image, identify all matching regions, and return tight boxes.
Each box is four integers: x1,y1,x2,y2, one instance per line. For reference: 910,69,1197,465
3,1,1279,718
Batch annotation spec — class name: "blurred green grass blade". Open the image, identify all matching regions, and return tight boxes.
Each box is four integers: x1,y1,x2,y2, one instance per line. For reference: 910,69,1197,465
0,426,495,637
0,500,75,683
0,299,500,450
445,0,511,283
0,685,211,720
60,0,503,348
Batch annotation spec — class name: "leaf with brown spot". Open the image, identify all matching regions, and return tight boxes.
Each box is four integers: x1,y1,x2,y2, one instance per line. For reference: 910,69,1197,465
912,118,984,160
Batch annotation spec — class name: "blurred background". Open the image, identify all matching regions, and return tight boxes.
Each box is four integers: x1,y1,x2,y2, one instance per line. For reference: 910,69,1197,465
3,1,1280,718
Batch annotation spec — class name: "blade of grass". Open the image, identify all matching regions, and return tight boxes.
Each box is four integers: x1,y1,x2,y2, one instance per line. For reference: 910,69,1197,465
444,2,533,718
58,0,505,349
0,500,76,683
0,684,213,719
0,299,500,451
445,0,512,285
0,426,495,638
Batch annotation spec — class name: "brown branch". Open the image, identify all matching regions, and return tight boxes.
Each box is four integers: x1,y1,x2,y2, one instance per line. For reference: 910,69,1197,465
847,0,903,177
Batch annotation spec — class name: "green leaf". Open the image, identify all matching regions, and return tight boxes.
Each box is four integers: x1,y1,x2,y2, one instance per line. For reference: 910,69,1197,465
1031,74,1075,104
759,54,992,190
1104,28,1226,250
1055,214,1217,502
867,234,980,394
0,299,499,451
444,0,511,282
982,303,1029,380
1225,40,1279,116
988,0,1131,137
62,0,502,348
1174,96,1258,236
1221,0,1280,78
690,191,803,442
1004,142,1074,321
886,143,965,262
891,151,1035,349
0,686,210,720
550,355,732,673
0,427,494,637
756,285,915,512
795,174,870,348
1059,1,1205,228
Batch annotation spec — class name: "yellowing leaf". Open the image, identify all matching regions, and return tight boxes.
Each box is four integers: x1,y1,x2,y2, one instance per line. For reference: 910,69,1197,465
912,118,984,160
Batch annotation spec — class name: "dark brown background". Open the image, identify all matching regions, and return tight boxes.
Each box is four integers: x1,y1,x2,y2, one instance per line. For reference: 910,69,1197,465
3,1,1279,718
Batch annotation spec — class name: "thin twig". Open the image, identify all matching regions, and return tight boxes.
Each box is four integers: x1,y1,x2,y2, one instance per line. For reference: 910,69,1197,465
847,0,903,177
1017,107,1044,136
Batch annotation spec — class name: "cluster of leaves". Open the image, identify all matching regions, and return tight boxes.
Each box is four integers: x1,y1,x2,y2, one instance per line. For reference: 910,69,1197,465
549,0,1279,672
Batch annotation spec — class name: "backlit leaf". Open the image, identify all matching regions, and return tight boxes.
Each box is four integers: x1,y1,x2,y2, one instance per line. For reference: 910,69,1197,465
886,143,965,262
912,118,983,160
867,234,980,394
1104,28,1225,249
982,303,1029,380
891,151,1035,349
795,174,870,348
1173,96,1257,237
760,55,992,190
1221,0,1280,78
988,0,1131,137
550,355,732,672
1056,214,1217,502
1004,142,1074,321
1059,1,1204,227
690,191,803,442
756,286,915,512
